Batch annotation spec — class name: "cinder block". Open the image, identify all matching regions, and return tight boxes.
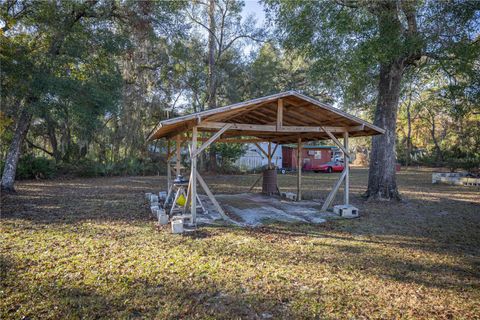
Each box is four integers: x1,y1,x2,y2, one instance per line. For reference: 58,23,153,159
171,219,184,234
282,192,297,201
333,205,359,218
158,212,169,225
150,205,159,216
158,191,167,201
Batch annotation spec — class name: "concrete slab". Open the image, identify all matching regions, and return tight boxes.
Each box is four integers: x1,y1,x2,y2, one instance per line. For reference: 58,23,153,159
197,193,337,227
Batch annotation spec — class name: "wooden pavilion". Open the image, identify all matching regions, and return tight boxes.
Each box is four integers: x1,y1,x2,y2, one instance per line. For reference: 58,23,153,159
147,91,385,226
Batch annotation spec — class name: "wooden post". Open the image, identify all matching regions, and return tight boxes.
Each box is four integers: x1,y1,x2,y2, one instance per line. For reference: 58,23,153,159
297,137,302,201
268,141,272,169
344,131,349,205
277,99,283,130
175,135,181,177
191,127,198,225
167,140,171,191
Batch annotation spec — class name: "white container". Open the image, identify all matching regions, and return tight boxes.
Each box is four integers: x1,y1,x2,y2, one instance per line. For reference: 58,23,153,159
171,219,184,234
145,192,152,201
158,191,167,201
150,194,159,203
158,213,169,225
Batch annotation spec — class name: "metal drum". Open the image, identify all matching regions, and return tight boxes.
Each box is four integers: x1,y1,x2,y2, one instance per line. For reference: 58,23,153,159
262,169,278,195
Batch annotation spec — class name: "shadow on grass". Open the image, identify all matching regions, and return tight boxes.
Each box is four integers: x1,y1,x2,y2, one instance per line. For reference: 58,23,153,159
1,254,285,319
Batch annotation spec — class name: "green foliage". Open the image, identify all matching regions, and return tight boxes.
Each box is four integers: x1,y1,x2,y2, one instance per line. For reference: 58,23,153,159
0,155,57,180
214,142,247,173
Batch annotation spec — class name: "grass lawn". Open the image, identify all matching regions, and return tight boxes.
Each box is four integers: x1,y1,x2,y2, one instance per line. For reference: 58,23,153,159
1,168,479,319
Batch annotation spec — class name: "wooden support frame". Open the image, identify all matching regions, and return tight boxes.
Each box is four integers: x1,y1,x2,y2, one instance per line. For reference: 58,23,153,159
149,93,386,229
297,137,302,201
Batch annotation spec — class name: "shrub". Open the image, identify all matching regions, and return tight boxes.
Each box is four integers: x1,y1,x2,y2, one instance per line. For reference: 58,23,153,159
1,155,57,180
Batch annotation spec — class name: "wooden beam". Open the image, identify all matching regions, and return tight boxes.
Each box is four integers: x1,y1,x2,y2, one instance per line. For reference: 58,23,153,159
321,169,347,211
180,137,267,144
297,137,302,201
191,123,232,159
277,99,283,130
196,172,242,226
199,121,347,133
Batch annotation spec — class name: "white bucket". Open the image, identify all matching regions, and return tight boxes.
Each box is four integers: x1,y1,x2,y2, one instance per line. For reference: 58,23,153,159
145,192,152,200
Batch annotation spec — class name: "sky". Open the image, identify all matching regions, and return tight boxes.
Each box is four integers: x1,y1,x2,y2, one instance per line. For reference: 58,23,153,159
242,0,266,26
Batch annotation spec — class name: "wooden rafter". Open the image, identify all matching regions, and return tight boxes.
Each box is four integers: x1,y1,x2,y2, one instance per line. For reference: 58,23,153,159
199,121,349,133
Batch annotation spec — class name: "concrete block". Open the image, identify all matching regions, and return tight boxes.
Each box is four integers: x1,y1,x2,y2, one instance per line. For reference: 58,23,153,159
150,205,159,216
158,212,169,225
171,219,184,234
158,191,167,201
333,205,359,218
282,192,297,201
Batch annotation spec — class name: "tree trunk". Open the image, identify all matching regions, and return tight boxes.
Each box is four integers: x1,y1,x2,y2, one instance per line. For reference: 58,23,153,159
406,98,412,166
207,0,218,172
1,107,32,192
365,61,403,200
207,0,217,110
45,116,61,161
430,113,443,163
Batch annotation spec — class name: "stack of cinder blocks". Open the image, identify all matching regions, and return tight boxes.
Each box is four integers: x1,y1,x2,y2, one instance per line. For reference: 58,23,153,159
145,192,169,226
432,172,480,186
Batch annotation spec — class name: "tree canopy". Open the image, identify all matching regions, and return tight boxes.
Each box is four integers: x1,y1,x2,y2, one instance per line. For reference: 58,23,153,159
1,0,479,192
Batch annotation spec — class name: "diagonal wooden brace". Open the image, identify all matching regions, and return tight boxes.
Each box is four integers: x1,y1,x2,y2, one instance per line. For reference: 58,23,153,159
196,172,243,226
321,169,347,211
191,123,232,159
321,127,350,158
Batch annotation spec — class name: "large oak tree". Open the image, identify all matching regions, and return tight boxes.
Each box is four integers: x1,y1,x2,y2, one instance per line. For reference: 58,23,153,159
266,0,479,200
